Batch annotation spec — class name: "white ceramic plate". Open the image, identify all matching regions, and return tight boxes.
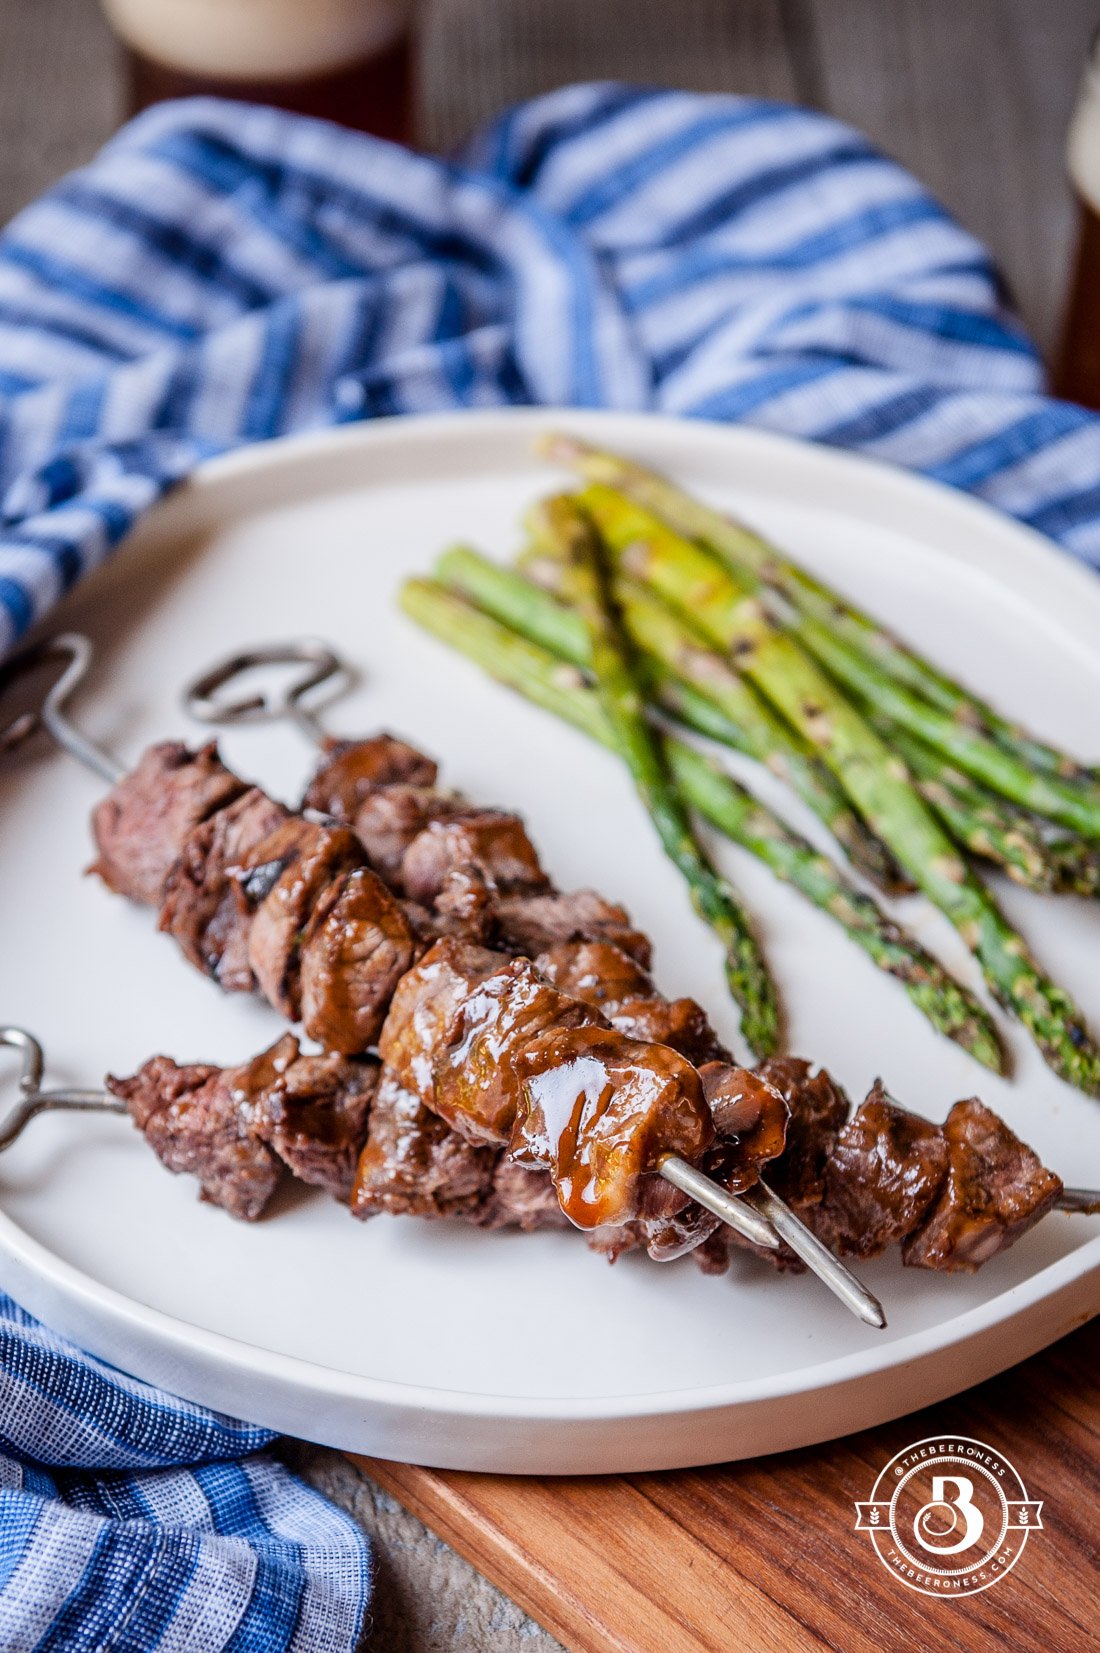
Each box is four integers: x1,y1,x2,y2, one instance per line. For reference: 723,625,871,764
0,409,1097,1475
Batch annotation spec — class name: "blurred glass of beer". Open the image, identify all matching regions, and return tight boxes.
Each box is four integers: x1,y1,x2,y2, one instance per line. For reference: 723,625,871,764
1058,33,1100,407
101,0,415,142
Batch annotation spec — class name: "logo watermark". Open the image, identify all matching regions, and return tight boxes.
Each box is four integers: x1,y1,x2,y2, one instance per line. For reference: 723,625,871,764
854,1435,1042,1597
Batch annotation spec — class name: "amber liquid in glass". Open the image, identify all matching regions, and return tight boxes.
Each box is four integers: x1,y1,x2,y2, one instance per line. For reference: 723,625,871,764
122,30,413,143
1055,42,1100,408
1055,197,1100,409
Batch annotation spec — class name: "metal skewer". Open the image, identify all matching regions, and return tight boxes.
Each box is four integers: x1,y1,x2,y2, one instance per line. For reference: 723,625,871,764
0,633,124,783
742,1182,886,1328
183,639,352,746
0,1028,125,1150
1058,1186,1100,1215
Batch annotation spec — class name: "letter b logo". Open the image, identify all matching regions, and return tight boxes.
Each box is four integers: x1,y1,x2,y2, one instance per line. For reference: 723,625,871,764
913,1475,985,1555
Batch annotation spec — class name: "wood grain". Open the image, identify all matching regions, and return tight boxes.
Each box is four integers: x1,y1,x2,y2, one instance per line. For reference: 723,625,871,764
0,0,119,225
420,0,802,152
804,0,1097,356
356,1316,1100,1653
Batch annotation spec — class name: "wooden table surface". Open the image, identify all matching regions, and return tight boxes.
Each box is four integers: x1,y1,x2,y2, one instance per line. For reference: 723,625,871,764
357,1315,1099,1652
3,5,1099,1648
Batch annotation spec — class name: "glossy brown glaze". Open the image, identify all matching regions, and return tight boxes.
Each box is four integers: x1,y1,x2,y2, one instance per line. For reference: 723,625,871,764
378,937,505,1103
431,959,600,1146
512,1025,713,1230
534,941,655,1007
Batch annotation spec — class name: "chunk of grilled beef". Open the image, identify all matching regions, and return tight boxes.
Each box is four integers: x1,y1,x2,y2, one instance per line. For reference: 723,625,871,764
598,1064,790,1268
298,867,416,1053
535,941,729,1065
159,787,289,992
380,938,715,1231
238,818,364,1019
352,786,469,881
400,812,548,905
714,1056,849,1273
606,997,728,1066
492,889,652,967
690,1229,737,1275
585,1221,647,1264
473,1158,571,1232
754,1056,850,1215
433,866,498,941
108,1055,282,1221
902,1099,1062,1272
228,1034,377,1203
379,937,504,1103
513,1024,713,1229
811,1083,949,1260
534,941,653,1008
428,954,602,1145
302,734,438,820
351,1070,498,1220
699,1063,789,1191
400,896,495,952
90,741,246,907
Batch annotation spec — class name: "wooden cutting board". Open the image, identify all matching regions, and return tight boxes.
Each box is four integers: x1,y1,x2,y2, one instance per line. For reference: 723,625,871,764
355,1316,1099,1653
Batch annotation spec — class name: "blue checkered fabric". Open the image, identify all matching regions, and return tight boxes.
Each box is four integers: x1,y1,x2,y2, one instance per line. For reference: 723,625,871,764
1,81,1098,1649
0,1294,371,1650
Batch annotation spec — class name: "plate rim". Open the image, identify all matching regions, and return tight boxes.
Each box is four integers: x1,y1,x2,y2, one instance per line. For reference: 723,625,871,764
5,405,1099,1437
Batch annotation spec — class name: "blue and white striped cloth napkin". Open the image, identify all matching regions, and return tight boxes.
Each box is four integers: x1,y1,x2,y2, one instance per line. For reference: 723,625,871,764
4,80,1100,660
2,81,1100,1650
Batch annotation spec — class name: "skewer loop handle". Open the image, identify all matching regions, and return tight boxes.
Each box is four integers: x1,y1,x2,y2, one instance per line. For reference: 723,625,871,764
0,1026,123,1151
183,640,354,744
0,633,123,783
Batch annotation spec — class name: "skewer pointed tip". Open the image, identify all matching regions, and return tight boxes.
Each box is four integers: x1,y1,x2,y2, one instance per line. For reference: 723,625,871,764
744,1182,889,1332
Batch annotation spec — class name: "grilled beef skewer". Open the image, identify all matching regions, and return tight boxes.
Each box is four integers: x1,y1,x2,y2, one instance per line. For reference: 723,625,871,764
352,1052,1072,1277
711,1064,1065,1276
89,731,662,1053
103,1028,1074,1277
375,934,789,1235
0,1004,1081,1280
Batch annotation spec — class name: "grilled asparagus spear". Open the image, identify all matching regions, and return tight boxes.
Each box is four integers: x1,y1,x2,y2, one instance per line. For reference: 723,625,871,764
542,494,780,1058
543,432,1100,788
578,483,1100,1095
438,542,907,893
